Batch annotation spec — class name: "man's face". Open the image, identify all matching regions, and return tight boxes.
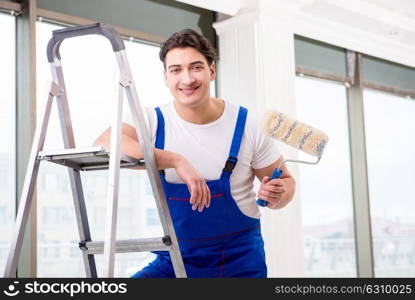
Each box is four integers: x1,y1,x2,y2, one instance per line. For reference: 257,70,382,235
164,47,215,108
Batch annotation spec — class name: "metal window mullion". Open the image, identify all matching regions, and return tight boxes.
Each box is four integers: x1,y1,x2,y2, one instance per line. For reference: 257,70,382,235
15,0,37,278
345,50,374,278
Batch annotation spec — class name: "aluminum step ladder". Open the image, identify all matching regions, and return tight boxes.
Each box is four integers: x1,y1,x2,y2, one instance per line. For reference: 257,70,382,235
3,23,187,278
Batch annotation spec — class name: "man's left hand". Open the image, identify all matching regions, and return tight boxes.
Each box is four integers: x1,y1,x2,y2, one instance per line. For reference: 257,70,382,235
257,176,291,209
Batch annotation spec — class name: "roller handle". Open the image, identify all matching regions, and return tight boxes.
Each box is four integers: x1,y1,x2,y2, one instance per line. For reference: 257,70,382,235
256,168,283,207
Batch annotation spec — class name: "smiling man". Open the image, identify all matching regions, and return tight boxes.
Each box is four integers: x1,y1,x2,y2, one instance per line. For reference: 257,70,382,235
93,29,295,278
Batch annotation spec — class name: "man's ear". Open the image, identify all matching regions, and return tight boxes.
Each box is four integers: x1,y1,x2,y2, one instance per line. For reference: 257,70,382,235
210,63,216,81
164,70,167,85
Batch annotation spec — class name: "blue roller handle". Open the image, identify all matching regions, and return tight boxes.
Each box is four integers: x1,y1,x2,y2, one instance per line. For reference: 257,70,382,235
256,168,283,207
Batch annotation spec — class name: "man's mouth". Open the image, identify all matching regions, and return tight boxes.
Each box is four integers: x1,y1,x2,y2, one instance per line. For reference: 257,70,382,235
179,85,200,96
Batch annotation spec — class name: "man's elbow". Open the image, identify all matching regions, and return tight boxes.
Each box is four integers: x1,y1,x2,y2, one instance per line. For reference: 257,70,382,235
287,176,296,202
92,128,111,147
281,175,296,206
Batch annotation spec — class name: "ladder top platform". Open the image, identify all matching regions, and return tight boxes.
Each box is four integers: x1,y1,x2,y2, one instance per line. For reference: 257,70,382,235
38,146,144,171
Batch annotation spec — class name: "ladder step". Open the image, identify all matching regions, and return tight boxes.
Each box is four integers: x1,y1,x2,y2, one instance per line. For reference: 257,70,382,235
38,146,145,171
80,237,172,254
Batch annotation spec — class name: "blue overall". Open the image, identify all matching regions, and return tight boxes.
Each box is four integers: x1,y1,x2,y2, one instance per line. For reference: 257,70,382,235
131,106,267,278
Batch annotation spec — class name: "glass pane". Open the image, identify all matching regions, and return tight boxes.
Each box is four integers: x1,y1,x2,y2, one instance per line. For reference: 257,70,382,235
363,89,415,277
0,12,16,275
36,21,172,277
295,76,356,277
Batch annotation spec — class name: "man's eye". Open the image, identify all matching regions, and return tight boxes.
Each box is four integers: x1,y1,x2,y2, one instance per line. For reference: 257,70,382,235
171,69,180,73
192,65,203,70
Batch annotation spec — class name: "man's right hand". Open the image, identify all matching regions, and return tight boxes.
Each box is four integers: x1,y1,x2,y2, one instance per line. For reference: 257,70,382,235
173,155,211,212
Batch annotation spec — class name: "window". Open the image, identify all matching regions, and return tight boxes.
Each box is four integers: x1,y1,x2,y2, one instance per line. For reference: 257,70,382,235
0,207,7,225
69,241,80,258
93,207,106,228
0,12,16,275
145,208,160,226
363,89,415,277
295,76,357,277
42,207,60,225
118,208,133,228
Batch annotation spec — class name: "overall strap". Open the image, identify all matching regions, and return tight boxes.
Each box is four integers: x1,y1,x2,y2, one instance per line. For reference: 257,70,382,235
154,107,165,150
223,106,248,174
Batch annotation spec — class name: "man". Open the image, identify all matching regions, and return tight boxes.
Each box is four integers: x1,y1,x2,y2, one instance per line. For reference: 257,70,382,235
93,29,295,277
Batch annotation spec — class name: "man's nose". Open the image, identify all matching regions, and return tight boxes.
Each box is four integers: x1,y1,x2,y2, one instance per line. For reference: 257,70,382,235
181,69,196,85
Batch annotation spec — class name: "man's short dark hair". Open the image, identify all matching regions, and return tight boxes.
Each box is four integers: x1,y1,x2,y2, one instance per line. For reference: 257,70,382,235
159,29,216,69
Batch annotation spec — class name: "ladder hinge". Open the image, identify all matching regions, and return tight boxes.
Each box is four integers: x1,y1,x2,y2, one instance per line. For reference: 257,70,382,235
119,72,132,87
49,82,64,97
79,240,89,251
162,236,172,246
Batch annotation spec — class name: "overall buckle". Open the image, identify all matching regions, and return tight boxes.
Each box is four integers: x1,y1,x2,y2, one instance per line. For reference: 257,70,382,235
223,156,238,173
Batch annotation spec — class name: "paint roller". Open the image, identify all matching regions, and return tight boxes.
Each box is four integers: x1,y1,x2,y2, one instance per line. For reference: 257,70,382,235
256,110,329,207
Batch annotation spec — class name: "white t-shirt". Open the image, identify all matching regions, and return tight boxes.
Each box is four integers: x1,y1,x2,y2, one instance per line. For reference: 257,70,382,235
125,101,281,219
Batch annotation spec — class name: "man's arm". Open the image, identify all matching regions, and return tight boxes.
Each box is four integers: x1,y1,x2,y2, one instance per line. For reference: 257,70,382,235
253,156,296,209
93,123,179,170
93,123,211,212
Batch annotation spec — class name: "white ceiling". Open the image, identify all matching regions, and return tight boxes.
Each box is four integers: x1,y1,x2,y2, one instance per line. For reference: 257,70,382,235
177,0,415,67
300,0,415,46
364,0,415,19
294,0,415,67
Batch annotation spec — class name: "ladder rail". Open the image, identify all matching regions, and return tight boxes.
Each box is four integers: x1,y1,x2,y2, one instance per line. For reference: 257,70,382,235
3,83,56,277
101,78,124,277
